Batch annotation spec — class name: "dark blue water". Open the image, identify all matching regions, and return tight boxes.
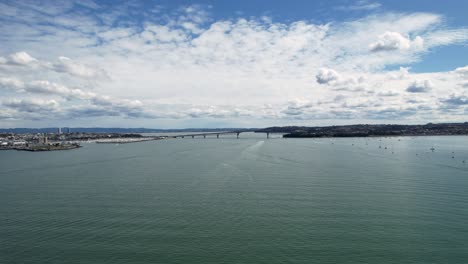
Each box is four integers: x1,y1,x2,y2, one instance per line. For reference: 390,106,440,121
1,134,467,263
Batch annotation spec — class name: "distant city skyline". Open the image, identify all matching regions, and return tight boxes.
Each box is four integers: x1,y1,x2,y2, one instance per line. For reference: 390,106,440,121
0,0,467,128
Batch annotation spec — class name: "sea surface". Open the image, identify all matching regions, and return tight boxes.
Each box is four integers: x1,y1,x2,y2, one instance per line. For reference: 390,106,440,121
1,133,468,264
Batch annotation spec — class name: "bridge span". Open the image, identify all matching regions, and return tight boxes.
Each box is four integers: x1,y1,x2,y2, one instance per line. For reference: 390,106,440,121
169,131,271,139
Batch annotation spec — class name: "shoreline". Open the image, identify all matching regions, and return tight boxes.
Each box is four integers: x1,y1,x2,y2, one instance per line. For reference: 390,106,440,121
282,133,468,138
94,137,159,144
8,144,82,152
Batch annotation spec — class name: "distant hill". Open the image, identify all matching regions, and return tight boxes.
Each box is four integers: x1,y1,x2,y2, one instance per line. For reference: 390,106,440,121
256,122,468,137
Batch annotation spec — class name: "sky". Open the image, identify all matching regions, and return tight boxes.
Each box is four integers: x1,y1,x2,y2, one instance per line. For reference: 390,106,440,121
0,0,467,128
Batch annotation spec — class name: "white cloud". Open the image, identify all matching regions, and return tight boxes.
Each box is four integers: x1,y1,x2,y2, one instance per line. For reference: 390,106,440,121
387,67,410,80
0,75,153,120
98,28,135,41
3,98,60,113
378,91,399,97
443,95,468,104
0,77,24,90
455,65,468,78
1,51,108,80
281,99,314,116
425,29,468,47
25,80,96,100
0,77,97,100
406,80,433,93
337,0,381,11
8,51,38,65
316,68,340,85
0,2,468,126
50,56,108,79
370,31,424,52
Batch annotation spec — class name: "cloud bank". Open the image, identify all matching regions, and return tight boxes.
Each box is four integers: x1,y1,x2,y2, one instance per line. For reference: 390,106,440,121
0,1,467,127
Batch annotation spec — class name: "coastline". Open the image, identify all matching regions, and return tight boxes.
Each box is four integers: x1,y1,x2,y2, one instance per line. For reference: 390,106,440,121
6,144,81,152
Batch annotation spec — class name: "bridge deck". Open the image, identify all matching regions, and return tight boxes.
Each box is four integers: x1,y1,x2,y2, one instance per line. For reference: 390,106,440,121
168,131,270,138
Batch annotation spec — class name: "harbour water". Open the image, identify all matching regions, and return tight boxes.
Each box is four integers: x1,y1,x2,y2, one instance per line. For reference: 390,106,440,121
1,134,467,263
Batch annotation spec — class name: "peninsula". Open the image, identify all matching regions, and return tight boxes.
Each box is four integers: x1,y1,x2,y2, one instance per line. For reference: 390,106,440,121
256,122,468,138
0,131,162,152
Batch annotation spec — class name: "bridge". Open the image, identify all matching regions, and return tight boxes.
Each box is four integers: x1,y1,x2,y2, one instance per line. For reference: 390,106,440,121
169,131,271,139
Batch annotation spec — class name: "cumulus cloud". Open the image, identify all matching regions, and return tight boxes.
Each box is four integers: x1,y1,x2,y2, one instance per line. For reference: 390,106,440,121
316,68,340,85
0,51,40,67
89,96,147,117
315,68,364,89
370,32,424,52
281,99,314,116
406,80,433,93
365,107,417,119
378,90,399,97
0,2,468,126
453,66,468,88
1,51,108,80
0,77,97,100
3,98,60,113
8,51,38,65
0,74,152,120
50,56,108,79
25,80,97,99
441,94,468,105
0,77,24,90
387,67,410,80
185,105,253,119
0,108,17,120
1,95,152,120
67,105,122,118
455,65,468,78
65,97,152,119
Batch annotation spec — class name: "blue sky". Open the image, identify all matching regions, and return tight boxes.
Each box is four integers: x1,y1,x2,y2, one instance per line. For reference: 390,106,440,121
0,0,467,128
